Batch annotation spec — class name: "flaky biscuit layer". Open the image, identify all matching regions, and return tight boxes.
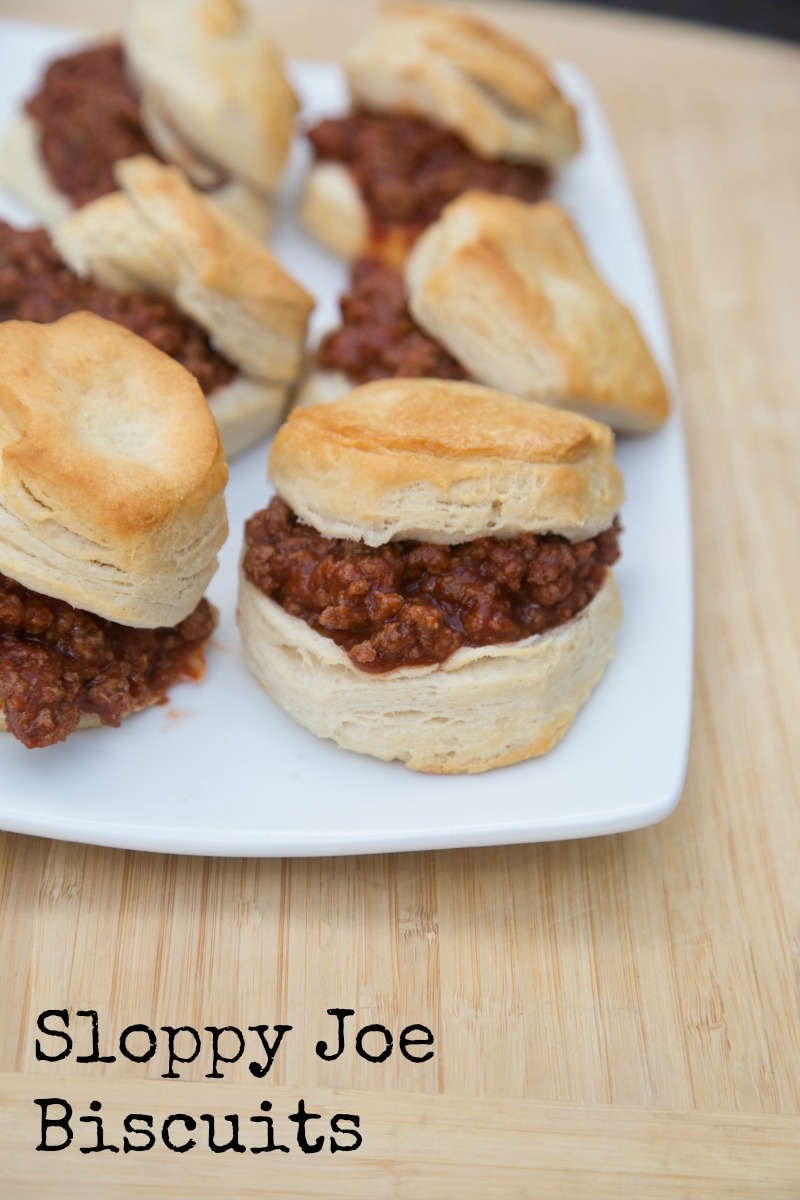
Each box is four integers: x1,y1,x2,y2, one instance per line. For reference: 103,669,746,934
52,156,312,454
270,378,624,546
0,314,227,628
55,156,314,386
346,3,580,167
237,571,621,774
406,194,670,433
125,0,297,196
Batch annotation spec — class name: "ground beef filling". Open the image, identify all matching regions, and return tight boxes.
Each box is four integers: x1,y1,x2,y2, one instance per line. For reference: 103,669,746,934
0,575,217,749
25,42,160,209
0,223,236,395
244,498,621,674
308,111,550,234
317,257,468,384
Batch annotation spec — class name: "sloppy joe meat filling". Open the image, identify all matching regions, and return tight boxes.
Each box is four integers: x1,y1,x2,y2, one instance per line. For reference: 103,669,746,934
0,222,236,396
0,574,217,749
244,498,621,674
317,257,468,384
26,43,159,209
308,111,550,232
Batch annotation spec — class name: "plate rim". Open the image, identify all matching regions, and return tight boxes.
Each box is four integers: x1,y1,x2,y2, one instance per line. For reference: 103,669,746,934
0,27,694,856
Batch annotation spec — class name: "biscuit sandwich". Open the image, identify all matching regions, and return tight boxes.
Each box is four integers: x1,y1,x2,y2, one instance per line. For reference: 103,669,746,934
238,379,624,774
302,3,580,265
0,0,297,235
299,194,669,434
1,156,314,458
0,312,228,749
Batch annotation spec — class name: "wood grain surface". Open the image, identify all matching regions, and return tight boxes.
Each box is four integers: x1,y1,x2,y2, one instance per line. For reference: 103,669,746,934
1,2,799,1196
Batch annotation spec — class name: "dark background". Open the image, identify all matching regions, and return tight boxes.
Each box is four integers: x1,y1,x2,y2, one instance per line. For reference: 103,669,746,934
560,0,800,41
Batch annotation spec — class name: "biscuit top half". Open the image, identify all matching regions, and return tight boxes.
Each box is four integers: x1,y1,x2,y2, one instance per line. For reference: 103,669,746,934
0,313,228,627
270,378,624,546
124,0,298,195
55,156,315,385
345,3,580,167
405,194,670,433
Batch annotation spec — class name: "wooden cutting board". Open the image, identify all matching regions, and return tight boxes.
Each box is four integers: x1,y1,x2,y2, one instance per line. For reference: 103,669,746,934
1,3,799,1196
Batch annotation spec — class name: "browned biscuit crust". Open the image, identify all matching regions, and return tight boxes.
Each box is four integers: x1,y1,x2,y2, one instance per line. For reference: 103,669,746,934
406,195,670,433
0,313,227,628
346,3,580,166
124,0,297,196
270,378,624,546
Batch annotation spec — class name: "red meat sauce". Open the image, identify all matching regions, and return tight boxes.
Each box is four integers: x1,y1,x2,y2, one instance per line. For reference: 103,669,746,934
244,498,621,674
307,111,550,235
0,574,217,749
26,42,159,209
0,222,236,396
317,257,468,384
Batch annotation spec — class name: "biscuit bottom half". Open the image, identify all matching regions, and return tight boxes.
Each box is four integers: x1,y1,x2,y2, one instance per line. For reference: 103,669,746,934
303,111,551,265
0,573,217,749
237,573,622,775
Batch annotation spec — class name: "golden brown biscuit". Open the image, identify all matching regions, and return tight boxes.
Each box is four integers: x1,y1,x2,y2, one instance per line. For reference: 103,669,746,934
272,378,624,545
54,156,314,454
0,313,227,629
0,0,294,234
405,194,670,433
346,3,580,166
124,0,297,199
239,378,624,773
302,3,579,263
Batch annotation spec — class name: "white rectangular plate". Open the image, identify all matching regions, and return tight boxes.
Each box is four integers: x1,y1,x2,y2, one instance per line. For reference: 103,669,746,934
0,19,693,856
